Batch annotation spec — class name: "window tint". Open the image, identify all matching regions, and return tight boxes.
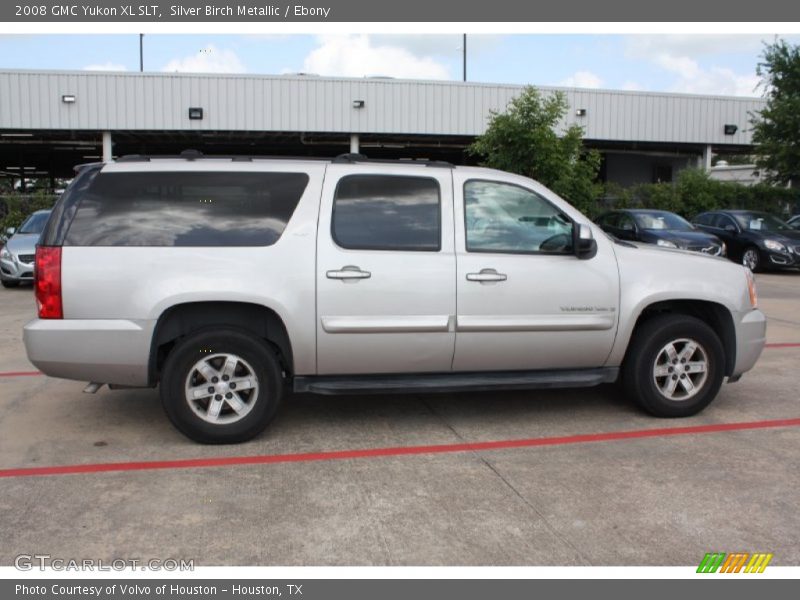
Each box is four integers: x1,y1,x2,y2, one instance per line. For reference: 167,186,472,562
332,175,440,251
464,180,573,254
596,213,618,228
693,213,713,226
618,214,636,232
713,214,737,230
65,171,309,247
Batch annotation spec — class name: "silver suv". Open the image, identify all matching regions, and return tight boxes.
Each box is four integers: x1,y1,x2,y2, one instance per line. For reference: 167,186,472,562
24,153,766,443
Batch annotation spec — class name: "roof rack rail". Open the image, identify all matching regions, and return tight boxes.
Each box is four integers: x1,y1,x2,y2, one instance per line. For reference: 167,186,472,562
114,151,455,168
116,154,151,162
332,153,454,168
115,152,329,163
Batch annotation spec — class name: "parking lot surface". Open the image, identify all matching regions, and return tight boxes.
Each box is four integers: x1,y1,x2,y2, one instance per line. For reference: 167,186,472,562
1,272,799,566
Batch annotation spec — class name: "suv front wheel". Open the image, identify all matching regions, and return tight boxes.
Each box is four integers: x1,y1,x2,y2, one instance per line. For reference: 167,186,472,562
160,328,284,443
622,314,725,417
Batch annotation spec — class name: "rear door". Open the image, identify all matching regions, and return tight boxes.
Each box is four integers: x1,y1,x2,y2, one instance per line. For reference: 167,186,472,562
315,164,456,375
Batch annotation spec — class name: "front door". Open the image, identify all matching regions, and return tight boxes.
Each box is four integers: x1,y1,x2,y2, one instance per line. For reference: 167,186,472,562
452,174,620,372
316,164,456,374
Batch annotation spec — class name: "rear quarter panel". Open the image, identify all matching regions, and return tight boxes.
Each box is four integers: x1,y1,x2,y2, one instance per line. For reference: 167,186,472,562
60,161,326,376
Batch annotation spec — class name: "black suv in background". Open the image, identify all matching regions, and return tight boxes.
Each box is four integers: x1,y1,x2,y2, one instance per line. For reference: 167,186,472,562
693,210,800,272
595,209,725,256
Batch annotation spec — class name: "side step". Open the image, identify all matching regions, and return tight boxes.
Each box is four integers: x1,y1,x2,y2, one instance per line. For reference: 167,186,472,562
293,368,618,396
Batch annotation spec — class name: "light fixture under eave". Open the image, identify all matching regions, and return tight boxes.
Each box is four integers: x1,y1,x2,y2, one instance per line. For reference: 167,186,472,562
62,94,76,104
724,124,738,135
188,107,204,120
576,108,587,117
352,100,365,109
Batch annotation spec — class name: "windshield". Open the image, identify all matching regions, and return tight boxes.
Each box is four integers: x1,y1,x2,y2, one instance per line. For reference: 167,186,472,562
17,212,50,235
633,212,694,231
733,213,791,232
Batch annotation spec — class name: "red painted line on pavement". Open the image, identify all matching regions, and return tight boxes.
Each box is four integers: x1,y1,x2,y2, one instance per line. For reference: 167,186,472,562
765,342,800,349
0,370,43,377
1,417,799,479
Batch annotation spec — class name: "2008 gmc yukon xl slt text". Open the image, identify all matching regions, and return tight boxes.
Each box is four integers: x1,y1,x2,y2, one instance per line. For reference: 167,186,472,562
23,154,767,443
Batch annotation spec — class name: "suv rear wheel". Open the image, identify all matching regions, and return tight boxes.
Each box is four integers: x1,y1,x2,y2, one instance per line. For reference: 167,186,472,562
622,314,725,417
160,328,284,443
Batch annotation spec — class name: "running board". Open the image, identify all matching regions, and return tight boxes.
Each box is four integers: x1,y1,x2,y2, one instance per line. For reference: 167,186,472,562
293,368,619,395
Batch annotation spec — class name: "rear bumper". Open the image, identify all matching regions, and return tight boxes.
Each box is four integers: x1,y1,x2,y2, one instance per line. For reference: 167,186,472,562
23,318,155,386
731,308,767,378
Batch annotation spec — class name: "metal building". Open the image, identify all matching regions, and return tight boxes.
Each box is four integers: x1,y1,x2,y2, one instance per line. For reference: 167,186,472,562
0,69,765,187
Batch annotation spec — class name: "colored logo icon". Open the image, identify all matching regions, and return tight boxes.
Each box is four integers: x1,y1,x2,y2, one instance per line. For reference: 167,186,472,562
697,552,773,573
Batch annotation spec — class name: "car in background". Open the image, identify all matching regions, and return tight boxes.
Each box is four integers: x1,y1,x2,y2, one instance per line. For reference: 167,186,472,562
693,210,800,272
788,215,800,230
594,209,726,256
0,209,51,288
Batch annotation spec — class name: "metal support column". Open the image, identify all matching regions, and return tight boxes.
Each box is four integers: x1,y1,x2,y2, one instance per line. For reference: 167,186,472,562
102,132,113,162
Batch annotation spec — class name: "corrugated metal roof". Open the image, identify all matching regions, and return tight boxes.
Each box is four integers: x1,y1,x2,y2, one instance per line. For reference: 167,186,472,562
0,69,764,146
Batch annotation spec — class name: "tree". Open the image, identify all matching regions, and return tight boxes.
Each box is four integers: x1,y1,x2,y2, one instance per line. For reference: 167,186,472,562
468,86,602,213
751,39,800,188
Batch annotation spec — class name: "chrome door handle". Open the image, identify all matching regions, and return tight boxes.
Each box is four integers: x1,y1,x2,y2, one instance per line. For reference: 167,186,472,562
466,269,507,283
326,265,372,280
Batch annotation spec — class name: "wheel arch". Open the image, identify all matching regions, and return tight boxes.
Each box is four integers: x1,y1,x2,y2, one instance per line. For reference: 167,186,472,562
625,299,737,377
148,301,294,386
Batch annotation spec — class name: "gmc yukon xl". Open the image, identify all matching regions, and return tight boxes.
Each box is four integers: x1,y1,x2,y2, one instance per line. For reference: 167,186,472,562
23,153,767,443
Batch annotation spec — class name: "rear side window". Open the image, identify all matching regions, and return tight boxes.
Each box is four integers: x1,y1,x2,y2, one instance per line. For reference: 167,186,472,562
332,175,441,251
693,213,713,226
596,213,619,228
712,214,736,230
65,171,309,247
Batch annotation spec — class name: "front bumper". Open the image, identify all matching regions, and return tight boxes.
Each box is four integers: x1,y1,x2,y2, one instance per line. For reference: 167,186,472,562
23,318,156,386
0,255,34,282
764,248,800,268
731,308,767,378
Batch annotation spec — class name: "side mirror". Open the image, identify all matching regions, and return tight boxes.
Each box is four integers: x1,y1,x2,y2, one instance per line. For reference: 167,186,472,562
574,224,598,260
5,227,15,236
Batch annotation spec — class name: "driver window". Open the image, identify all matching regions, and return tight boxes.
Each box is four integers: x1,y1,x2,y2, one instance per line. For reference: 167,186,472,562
464,180,573,254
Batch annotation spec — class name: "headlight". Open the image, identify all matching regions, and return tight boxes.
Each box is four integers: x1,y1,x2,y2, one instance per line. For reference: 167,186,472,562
764,239,787,253
656,239,678,248
0,246,10,260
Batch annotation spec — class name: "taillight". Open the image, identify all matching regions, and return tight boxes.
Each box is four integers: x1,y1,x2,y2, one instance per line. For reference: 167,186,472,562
34,246,62,319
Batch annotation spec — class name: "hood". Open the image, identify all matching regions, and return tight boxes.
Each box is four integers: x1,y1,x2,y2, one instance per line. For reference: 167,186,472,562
6,233,40,256
769,229,800,244
641,229,722,249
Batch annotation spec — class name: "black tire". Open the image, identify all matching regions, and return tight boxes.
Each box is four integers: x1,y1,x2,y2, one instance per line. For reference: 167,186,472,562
160,328,284,444
622,314,725,418
1,279,19,288
741,245,763,272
